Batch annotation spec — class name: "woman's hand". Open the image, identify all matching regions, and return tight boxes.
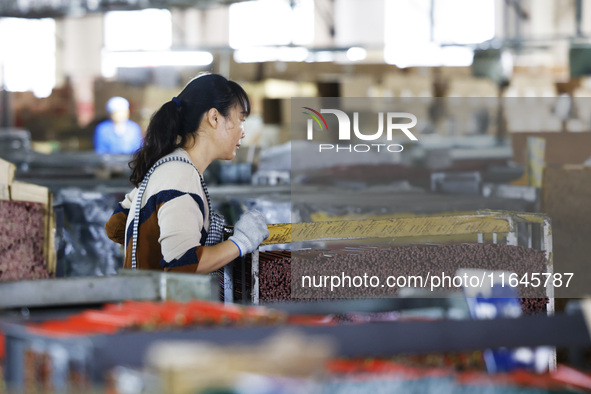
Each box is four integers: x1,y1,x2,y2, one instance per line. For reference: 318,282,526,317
228,210,270,257
190,210,269,274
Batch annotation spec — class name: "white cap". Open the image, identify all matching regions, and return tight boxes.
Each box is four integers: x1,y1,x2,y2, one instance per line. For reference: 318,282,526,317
106,96,130,114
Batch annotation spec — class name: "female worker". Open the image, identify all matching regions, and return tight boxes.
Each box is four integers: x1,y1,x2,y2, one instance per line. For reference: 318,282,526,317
105,73,269,274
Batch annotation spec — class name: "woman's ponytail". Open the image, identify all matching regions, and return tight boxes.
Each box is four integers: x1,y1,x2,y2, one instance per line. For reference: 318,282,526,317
129,100,184,186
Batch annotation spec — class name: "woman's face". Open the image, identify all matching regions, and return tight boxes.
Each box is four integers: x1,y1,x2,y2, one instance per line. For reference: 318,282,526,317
218,104,247,160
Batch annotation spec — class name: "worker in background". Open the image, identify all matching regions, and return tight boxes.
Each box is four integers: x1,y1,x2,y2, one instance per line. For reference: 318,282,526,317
105,73,269,277
94,96,143,154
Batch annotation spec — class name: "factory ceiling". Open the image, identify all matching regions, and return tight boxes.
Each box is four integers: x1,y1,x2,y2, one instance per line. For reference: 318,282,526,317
0,0,248,19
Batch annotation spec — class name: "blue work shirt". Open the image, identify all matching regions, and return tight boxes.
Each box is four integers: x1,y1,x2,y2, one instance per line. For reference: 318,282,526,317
94,119,143,154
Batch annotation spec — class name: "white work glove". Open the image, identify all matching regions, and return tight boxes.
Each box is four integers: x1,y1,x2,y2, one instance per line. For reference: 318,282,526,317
229,210,269,256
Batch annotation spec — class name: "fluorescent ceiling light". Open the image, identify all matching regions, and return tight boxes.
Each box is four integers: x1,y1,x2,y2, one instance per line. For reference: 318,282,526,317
307,51,335,62
102,50,213,76
346,47,367,62
233,46,309,63
384,43,473,68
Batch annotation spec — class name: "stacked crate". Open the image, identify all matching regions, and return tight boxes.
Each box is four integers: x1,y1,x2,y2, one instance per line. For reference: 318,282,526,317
0,158,56,282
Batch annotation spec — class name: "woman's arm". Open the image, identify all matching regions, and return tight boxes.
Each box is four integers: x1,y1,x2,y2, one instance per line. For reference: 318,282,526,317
163,241,240,274
193,240,240,274
155,165,267,274
160,203,269,275
158,191,241,274
195,210,269,273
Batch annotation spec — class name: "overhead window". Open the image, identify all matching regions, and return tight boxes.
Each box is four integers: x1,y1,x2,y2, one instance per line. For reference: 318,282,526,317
433,0,495,44
104,9,172,51
229,0,314,62
384,0,495,67
0,18,56,98
102,9,212,77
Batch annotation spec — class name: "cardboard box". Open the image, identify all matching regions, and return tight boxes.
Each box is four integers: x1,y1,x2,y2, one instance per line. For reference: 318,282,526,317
0,158,14,199
511,131,591,166
543,166,591,299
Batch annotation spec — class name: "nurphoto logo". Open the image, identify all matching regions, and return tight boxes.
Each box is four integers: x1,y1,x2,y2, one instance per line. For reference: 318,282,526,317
303,107,418,153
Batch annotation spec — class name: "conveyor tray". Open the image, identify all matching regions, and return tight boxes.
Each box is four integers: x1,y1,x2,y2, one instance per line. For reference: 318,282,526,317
2,310,589,389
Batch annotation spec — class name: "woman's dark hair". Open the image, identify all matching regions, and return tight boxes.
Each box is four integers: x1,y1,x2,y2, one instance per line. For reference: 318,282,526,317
129,73,250,186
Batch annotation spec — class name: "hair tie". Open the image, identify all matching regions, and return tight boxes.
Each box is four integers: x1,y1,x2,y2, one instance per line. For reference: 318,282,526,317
172,96,181,108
